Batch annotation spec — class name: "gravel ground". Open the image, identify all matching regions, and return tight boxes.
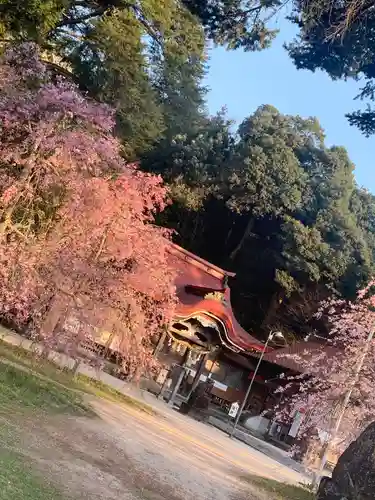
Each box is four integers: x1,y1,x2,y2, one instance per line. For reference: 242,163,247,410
0,330,309,499
3,397,308,500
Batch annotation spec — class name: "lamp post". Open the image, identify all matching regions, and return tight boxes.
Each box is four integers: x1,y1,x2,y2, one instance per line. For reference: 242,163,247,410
230,330,285,438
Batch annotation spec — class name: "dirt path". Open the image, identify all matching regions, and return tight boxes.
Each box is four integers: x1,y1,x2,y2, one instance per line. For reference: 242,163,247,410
2,397,288,500
0,331,308,499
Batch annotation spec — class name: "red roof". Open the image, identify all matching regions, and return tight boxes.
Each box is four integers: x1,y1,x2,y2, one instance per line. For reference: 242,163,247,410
262,341,339,373
167,244,265,353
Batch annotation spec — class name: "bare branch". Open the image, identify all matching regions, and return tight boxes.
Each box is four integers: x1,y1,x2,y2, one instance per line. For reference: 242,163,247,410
55,7,109,28
95,227,109,261
129,4,163,46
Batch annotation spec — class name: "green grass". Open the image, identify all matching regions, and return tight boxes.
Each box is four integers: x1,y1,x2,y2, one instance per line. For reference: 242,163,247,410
0,339,157,500
0,341,154,500
75,374,156,414
242,475,314,500
0,364,90,416
0,339,155,414
0,340,80,385
0,449,63,500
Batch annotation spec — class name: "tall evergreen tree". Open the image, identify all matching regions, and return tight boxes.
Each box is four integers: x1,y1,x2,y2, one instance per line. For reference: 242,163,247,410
144,105,375,336
150,47,208,139
182,0,282,50
0,0,207,157
0,0,283,51
65,9,166,158
287,0,375,135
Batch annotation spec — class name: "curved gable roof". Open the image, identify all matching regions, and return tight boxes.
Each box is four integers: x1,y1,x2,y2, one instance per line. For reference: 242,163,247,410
167,244,266,353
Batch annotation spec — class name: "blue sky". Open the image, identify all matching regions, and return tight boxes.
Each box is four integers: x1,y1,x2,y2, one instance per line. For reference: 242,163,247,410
204,20,375,193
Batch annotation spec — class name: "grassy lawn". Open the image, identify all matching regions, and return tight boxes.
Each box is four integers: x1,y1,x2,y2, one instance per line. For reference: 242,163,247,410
0,339,156,500
0,364,91,416
0,339,155,414
0,339,315,500
243,475,314,500
0,449,63,500
76,375,156,414
0,361,87,500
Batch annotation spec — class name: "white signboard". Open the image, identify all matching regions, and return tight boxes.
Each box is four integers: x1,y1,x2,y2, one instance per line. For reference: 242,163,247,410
318,429,330,443
228,402,239,418
288,411,304,438
156,368,169,386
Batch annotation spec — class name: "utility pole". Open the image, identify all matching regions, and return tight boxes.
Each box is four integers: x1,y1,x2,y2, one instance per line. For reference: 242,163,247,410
230,331,285,438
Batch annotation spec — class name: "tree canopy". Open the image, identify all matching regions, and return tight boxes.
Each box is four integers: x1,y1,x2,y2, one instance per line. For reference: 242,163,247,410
142,105,375,338
1,1,375,345
0,0,282,51
0,43,177,378
0,0,207,157
286,0,375,135
181,0,282,50
2,0,375,138
277,282,375,457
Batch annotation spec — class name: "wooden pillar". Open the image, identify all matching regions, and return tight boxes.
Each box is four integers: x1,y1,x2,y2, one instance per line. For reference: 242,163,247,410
185,352,208,400
167,347,190,406
207,349,220,378
153,329,167,357
157,370,171,399
167,366,187,407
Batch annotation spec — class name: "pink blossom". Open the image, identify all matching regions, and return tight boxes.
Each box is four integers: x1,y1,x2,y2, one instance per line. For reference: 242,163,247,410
0,185,19,205
0,43,177,379
275,279,375,458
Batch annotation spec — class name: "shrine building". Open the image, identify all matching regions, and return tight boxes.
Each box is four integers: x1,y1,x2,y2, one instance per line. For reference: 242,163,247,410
151,243,278,417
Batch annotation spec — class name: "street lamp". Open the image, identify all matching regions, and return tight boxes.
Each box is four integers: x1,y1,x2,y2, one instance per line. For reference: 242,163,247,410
230,330,285,438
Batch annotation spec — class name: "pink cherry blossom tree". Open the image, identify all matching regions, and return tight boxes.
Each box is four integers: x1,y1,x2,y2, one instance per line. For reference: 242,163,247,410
276,281,375,462
0,43,177,378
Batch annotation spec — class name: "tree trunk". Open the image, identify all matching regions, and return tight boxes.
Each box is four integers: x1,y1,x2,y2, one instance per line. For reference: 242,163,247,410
224,226,233,250
153,330,167,357
71,359,81,377
39,292,73,358
189,212,200,249
230,217,254,261
102,331,116,359
261,291,283,331
40,293,70,338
